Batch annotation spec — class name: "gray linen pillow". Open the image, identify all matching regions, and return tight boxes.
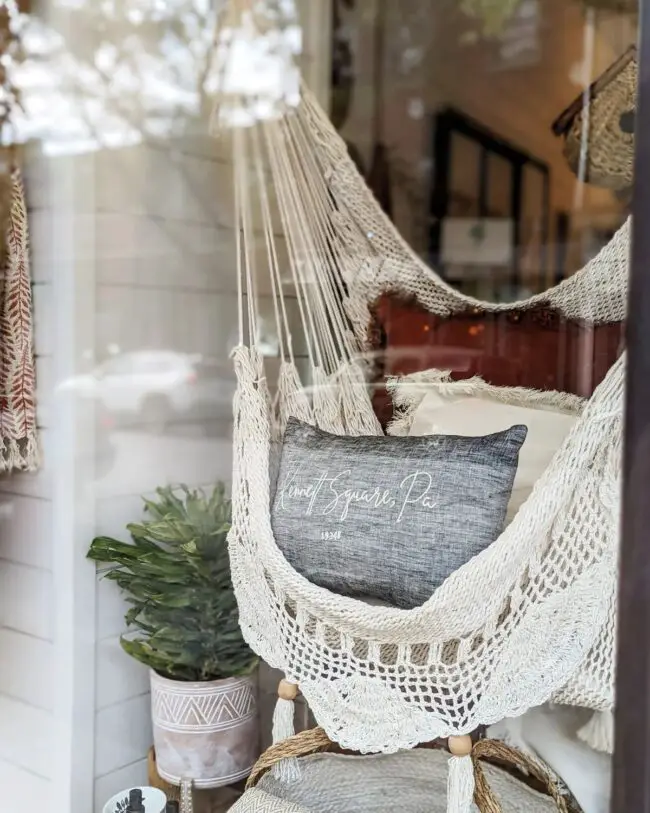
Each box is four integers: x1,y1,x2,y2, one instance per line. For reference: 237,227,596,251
271,417,527,609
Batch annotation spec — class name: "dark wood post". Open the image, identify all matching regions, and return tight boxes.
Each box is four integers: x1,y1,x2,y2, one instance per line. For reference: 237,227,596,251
611,4,650,812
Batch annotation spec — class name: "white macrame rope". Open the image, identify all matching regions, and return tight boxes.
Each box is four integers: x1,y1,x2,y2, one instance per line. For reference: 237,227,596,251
276,119,344,373
272,694,302,783
233,127,245,347
273,118,332,367
214,28,626,756
236,126,260,346
251,122,287,363
283,113,356,367
264,121,321,367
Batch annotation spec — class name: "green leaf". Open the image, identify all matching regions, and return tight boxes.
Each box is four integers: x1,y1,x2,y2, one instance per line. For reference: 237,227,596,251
90,482,256,680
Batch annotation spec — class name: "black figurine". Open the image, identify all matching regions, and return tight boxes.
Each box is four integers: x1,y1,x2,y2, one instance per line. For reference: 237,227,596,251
125,789,145,813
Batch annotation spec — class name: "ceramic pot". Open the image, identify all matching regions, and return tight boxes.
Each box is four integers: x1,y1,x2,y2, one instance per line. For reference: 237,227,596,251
150,670,259,789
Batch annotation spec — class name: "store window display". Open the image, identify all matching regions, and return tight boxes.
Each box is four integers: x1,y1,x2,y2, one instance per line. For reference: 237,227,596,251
0,0,644,811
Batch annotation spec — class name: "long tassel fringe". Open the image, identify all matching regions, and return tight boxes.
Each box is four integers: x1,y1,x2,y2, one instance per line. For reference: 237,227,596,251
577,709,614,754
447,754,475,813
271,694,301,782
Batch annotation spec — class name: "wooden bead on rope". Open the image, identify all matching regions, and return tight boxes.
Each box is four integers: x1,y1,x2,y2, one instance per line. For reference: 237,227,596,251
278,679,299,701
448,734,473,756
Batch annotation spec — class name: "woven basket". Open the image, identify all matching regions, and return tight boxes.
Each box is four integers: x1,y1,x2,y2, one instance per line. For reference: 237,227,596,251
227,728,581,813
553,46,637,191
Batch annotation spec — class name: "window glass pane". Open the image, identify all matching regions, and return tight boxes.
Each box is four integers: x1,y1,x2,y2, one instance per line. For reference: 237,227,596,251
0,0,636,807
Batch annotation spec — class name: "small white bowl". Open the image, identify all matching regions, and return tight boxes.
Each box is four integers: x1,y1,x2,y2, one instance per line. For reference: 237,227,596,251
102,786,167,813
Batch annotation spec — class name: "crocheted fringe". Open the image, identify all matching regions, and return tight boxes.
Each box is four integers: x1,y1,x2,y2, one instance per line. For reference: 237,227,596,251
0,433,40,473
271,695,301,782
385,369,585,438
447,754,474,813
577,709,614,754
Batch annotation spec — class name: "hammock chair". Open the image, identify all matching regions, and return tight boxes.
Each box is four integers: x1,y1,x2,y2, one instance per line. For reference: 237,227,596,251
208,2,625,810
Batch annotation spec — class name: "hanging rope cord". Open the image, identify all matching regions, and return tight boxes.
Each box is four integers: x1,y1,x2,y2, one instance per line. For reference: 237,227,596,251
211,15,626,810
217,0,374,381
231,112,363,377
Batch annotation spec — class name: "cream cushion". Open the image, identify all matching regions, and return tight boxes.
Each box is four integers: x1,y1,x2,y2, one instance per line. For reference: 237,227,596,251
488,705,611,813
407,386,580,524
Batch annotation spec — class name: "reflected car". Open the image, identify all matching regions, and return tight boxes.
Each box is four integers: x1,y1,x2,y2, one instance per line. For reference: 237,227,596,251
58,350,236,424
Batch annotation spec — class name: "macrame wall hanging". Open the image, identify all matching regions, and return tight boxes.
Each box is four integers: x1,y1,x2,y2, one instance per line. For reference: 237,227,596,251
0,2,39,472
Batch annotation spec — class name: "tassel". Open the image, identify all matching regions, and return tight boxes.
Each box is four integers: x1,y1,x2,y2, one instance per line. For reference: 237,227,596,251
272,695,296,743
577,709,614,754
447,755,475,813
271,679,301,782
447,736,475,813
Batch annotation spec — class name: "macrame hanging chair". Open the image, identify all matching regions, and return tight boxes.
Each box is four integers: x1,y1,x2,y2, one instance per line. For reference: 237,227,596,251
208,2,625,810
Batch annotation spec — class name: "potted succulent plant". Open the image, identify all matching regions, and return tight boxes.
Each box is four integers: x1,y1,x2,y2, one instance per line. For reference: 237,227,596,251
88,484,259,789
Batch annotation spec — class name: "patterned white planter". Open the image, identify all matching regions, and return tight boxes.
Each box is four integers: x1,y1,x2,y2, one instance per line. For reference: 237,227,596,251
150,670,259,789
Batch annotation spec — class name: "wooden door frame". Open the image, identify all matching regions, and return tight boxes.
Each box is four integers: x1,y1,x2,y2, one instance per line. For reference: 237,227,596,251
612,4,650,812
